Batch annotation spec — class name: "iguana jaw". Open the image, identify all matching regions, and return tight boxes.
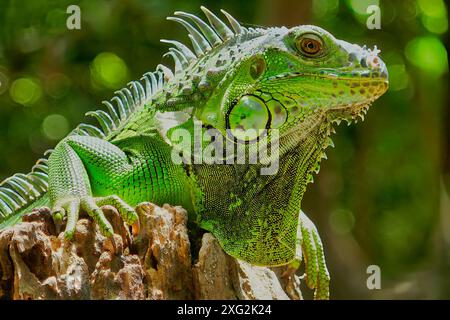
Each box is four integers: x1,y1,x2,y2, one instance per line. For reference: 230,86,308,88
327,77,388,122
264,71,388,132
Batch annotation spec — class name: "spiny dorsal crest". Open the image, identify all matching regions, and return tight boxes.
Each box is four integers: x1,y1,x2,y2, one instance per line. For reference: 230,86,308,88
162,7,266,74
0,7,256,219
0,150,52,217
73,71,164,139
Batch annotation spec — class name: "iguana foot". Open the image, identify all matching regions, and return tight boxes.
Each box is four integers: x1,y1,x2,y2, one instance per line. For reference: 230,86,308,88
299,211,330,300
51,195,139,239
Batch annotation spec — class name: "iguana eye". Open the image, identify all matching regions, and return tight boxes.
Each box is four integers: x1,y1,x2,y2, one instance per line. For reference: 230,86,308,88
227,95,270,142
296,34,323,57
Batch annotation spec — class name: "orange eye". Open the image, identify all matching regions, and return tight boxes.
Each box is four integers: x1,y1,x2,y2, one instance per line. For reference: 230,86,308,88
296,35,323,56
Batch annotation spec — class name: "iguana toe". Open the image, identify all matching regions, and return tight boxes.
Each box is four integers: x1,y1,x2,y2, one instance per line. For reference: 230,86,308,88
299,211,330,300
51,195,138,239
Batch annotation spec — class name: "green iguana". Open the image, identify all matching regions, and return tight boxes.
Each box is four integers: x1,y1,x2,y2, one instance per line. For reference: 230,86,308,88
0,7,388,299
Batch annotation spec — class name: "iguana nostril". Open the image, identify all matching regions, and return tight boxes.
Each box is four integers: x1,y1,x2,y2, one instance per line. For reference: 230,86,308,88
367,55,380,69
360,57,367,68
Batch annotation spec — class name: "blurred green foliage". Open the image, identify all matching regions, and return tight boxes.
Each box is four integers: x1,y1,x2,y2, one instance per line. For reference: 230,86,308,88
0,0,448,299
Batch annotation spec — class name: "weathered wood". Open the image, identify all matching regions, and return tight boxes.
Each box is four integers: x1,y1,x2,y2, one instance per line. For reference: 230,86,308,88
0,203,302,300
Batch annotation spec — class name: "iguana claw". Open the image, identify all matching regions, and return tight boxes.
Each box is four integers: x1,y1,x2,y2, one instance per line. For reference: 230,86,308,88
51,195,138,239
298,211,330,300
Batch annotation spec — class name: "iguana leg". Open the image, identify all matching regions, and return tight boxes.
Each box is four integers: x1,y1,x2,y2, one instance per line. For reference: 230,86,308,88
49,135,138,239
298,210,330,300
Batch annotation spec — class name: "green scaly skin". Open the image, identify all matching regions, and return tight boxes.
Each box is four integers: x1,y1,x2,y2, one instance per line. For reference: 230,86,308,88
0,7,388,300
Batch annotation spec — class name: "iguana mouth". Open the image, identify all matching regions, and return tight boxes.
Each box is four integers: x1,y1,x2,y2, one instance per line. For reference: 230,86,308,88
267,67,388,83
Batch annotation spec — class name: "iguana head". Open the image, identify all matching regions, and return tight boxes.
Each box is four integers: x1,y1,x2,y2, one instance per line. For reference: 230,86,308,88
196,24,388,145
159,9,388,266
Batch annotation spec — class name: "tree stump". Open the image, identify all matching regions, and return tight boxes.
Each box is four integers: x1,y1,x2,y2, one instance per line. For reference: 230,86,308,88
0,203,302,300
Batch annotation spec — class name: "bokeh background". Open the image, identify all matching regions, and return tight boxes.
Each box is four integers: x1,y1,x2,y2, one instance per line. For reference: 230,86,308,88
0,0,448,299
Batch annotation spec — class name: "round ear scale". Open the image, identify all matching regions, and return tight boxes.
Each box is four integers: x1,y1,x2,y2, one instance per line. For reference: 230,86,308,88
226,95,271,143
249,57,266,80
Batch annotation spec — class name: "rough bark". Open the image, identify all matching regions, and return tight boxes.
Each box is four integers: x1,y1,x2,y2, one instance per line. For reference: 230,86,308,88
0,203,302,300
